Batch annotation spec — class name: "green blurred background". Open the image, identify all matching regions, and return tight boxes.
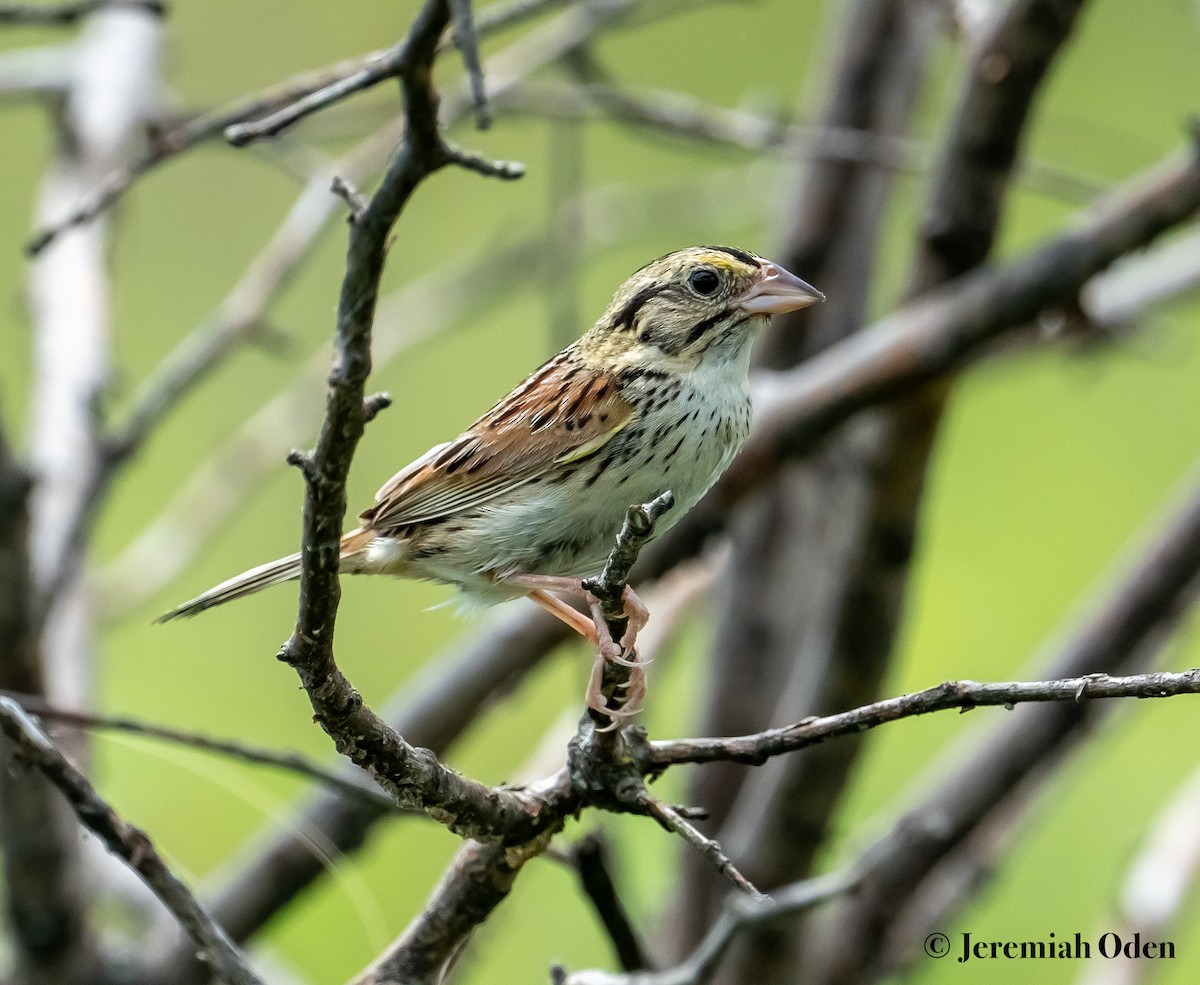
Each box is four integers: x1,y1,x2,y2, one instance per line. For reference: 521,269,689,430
3,0,1200,982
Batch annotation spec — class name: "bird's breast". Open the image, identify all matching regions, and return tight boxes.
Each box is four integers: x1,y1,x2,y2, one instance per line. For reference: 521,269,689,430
371,365,752,601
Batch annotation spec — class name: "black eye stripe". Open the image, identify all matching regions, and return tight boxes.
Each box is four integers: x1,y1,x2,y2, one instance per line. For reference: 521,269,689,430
683,311,730,347
612,283,668,331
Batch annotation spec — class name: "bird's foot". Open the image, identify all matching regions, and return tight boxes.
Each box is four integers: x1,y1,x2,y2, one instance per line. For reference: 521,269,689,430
582,585,648,726
585,651,647,731
510,574,651,726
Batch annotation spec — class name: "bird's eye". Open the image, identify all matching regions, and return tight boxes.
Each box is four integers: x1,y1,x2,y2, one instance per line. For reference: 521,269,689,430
688,269,721,296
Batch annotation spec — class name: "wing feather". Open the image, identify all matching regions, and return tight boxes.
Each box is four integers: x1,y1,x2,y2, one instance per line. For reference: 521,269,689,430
360,354,634,532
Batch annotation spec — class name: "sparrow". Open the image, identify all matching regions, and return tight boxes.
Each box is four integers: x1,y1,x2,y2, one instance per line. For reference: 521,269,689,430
160,246,822,712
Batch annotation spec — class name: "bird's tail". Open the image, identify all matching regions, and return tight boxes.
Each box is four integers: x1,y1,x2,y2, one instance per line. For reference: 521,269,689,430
156,529,374,622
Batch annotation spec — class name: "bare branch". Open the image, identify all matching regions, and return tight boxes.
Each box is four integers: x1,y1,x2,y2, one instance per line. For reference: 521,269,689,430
496,78,1105,204
442,141,526,179
648,142,1200,573
910,0,1093,292
0,698,265,985
361,391,393,423
568,833,652,972
559,869,856,985
223,0,578,147
353,836,559,985
25,66,392,254
331,173,370,221
649,669,1200,768
22,0,578,252
270,0,557,847
639,793,764,901
584,492,675,627
806,452,1200,982
144,606,571,985
448,0,490,127
582,492,674,729
0,691,396,810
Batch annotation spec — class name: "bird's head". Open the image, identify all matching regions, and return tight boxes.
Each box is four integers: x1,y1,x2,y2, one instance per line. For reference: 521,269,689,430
581,246,823,370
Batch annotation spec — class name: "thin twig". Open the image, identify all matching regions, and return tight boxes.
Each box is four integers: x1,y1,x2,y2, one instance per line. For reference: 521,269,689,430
808,453,1200,981
650,669,1200,767
226,0,641,146
0,698,266,985
0,691,396,810
331,174,370,222
361,391,393,423
448,0,490,128
639,793,765,901
442,141,526,179
22,0,570,252
495,77,1106,204
559,869,857,985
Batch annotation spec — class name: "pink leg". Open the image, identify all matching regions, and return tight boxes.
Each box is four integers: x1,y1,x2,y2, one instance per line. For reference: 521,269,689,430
508,574,651,720
526,588,598,642
507,574,651,655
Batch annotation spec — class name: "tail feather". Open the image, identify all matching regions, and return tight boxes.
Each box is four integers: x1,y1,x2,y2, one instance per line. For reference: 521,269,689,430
156,553,303,622
157,528,376,623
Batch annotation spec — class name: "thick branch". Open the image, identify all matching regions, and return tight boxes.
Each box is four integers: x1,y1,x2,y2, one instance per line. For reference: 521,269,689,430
648,141,1200,572
911,0,1091,291
353,837,558,985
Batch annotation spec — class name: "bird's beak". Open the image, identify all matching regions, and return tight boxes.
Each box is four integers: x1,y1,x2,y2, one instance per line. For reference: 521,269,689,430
736,259,825,315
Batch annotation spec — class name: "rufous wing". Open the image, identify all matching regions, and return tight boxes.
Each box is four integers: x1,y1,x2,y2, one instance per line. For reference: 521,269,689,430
360,354,634,533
